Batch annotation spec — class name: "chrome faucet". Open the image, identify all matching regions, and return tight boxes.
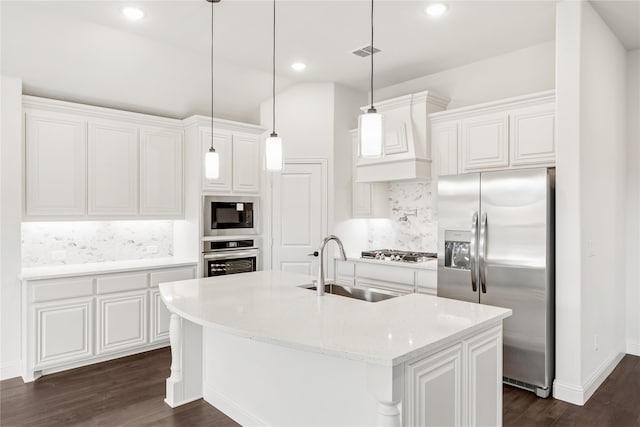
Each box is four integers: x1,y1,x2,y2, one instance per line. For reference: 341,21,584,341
317,235,347,296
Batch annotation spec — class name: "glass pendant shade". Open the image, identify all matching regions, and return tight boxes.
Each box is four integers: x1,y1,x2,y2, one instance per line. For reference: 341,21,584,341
265,133,283,171
205,148,220,179
359,109,384,158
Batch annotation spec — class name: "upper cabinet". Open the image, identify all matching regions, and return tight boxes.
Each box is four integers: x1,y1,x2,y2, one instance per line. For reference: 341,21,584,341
183,116,265,196
430,90,556,177
25,110,87,217
355,91,450,183
350,130,389,218
23,96,184,220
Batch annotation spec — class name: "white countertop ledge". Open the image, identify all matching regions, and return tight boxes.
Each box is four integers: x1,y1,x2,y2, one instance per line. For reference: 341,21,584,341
20,257,198,280
159,270,511,366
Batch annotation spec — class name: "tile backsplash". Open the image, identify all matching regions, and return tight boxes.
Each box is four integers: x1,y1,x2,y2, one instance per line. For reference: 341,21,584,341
22,221,173,267
366,181,438,252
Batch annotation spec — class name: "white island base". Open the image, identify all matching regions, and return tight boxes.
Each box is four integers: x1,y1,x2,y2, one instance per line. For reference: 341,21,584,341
160,271,511,426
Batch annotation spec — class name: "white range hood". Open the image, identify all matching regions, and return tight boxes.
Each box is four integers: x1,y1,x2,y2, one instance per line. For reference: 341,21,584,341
356,90,449,182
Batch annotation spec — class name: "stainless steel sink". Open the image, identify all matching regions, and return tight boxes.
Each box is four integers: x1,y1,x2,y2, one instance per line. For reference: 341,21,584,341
298,283,398,303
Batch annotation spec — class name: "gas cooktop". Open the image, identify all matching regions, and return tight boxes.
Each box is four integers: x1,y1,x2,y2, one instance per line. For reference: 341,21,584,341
361,249,437,263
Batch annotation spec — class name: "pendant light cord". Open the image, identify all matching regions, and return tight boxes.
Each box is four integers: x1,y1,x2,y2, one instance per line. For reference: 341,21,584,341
370,0,374,109
272,0,276,134
210,0,214,150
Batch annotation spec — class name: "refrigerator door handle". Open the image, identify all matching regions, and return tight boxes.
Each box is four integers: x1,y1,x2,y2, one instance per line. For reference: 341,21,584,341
470,211,478,292
479,212,488,293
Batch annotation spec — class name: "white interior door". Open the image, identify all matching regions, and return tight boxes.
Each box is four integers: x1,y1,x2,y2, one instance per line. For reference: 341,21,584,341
271,161,327,276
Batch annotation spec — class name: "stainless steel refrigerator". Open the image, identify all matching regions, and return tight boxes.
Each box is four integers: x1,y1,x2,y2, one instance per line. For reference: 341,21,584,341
437,167,554,398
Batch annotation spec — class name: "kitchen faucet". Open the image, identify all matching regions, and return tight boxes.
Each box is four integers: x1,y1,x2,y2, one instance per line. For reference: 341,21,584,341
316,235,347,296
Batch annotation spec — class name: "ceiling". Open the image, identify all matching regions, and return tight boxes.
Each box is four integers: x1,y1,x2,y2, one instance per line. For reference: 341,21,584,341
0,1,636,123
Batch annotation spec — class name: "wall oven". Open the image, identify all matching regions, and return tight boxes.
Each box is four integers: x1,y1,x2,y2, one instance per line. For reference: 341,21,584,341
203,196,259,236
202,238,260,277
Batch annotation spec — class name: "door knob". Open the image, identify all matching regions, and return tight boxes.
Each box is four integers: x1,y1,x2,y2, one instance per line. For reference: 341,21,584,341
307,251,319,257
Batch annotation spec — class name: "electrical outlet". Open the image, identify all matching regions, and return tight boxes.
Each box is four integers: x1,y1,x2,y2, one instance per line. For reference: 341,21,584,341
51,250,66,261
146,245,158,254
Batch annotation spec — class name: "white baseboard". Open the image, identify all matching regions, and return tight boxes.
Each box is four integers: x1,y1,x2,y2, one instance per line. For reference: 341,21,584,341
0,360,22,380
553,351,625,406
203,384,268,427
627,340,640,356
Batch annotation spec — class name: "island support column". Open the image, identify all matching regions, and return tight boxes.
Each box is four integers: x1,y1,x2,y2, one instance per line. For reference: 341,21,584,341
367,363,404,427
165,313,203,408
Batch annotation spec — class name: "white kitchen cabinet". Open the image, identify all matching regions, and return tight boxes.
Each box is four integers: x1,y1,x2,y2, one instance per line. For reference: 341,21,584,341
460,112,509,172
465,325,503,426
140,126,184,217
22,263,197,382
334,259,355,287
416,268,438,296
202,129,233,193
431,121,459,177
232,133,260,194
34,297,93,369
88,121,139,216
430,91,556,175
24,110,86,217
355,262,416,295
405,343,463,426
509,103,556,166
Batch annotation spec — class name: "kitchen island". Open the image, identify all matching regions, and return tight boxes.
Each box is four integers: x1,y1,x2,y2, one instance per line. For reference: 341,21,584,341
159,270,511,426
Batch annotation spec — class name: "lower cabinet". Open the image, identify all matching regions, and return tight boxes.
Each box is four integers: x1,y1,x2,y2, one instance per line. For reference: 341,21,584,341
404,325,503,426
96,290,147,355
34,298,93,369
23,264,196,381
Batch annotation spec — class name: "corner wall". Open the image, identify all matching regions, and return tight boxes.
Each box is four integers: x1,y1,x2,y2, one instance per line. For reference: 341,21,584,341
625,49,640,356
554,1,628,405
1,75,23,380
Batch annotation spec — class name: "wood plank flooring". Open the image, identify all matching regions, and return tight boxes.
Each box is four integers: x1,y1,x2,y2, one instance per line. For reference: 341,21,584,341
1,347,638,426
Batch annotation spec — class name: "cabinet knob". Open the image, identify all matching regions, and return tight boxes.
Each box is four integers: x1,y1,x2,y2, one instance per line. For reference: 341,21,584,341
307,251,319,257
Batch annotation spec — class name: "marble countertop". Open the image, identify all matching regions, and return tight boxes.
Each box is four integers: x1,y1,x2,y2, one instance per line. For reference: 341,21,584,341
342,256,438,271
20,257,198,280
159,270,510,366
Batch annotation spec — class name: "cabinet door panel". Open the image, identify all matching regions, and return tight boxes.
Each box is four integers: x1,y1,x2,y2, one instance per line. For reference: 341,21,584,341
466,326,503,427
96,291,147,354
150,289,170,343
25,111,86,216
140,127,183,217
88,121,138,215
405,344,463,427
202,130,232,193
461,113,508,172
510,104,555,166
432,121,459,177
232,133,260,194
35,298,93,368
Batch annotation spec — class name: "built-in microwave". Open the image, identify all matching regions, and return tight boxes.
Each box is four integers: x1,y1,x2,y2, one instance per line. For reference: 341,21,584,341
203,196,259,236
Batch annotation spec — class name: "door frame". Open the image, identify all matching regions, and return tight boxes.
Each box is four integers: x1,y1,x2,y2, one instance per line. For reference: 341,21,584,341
265,158,329,272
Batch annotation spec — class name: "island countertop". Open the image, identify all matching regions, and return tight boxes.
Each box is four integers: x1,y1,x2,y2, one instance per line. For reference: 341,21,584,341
159,270,511,366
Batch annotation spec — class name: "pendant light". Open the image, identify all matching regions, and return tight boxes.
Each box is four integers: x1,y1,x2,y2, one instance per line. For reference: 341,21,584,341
204,0,221,180
358,0,384,159
265,0,283,171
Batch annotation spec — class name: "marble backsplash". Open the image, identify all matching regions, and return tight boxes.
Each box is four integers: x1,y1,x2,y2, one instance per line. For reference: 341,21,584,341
22,221,174,267
365,181,438,252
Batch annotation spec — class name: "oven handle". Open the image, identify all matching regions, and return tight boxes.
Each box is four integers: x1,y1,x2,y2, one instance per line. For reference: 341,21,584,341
203,250,260,261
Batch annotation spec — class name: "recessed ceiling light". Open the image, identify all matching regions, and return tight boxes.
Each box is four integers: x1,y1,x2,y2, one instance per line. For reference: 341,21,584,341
122,7,144,21
425,3,448,17
291,62,307,72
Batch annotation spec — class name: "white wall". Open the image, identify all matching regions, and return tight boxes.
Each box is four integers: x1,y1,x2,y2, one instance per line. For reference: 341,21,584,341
0,75,23,380
376,41,555,108
554,1,628,405
625,49,640,356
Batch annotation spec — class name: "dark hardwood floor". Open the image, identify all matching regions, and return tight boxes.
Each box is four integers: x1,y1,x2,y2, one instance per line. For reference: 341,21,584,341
1,348,638,426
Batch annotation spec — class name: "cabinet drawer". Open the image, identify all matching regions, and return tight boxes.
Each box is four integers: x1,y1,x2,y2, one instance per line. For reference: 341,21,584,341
150,267,195,287
356,277,414,295
96,272,148,294
356,263,415,285
31,277,93,303
416,269,437,294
